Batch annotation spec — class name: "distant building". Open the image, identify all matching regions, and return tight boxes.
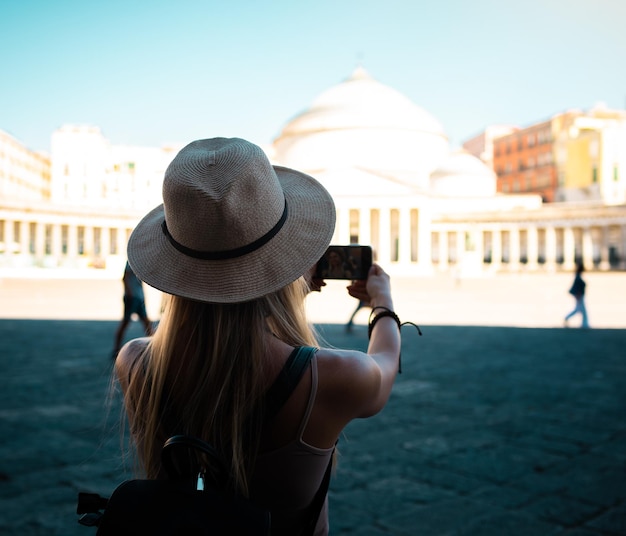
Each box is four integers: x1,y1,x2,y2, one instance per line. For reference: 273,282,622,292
1,69,625,274
0,129,50,203
462,125,518,170
488,105,626,204
51,124,181,210
0,126,181,270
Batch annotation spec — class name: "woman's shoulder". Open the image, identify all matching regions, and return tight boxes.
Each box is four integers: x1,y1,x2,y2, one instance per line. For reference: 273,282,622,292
114,337,151,389
314,347,383,412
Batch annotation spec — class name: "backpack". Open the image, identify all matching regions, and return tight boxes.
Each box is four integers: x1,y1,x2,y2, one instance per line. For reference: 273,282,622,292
77,346,331,535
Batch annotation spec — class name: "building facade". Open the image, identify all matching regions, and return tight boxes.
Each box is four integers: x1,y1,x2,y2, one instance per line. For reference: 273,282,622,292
491,106,626,205
0,129,50,205
1,70,625,275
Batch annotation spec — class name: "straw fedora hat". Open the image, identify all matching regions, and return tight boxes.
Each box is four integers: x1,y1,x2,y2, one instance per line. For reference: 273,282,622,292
127,137,336,303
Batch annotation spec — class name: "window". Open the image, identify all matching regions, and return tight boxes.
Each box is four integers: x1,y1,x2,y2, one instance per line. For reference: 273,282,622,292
614,166,619,182
592,166,598,183
390,209,400,262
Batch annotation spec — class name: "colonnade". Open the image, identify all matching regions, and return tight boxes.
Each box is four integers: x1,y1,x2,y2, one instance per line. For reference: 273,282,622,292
2,205,626,274
331,205,626,275
0,209,138,270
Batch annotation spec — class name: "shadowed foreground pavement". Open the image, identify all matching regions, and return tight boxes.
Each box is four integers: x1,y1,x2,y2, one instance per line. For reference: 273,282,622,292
0,320,625,535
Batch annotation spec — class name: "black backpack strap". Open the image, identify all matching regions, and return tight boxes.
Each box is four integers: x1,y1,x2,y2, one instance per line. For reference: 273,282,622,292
263,345,334,536
264,346,317,420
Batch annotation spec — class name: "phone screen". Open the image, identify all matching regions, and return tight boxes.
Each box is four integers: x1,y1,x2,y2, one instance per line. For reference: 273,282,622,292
314,245,372,280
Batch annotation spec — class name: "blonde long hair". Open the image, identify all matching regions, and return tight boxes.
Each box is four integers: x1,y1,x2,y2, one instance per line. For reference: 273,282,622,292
123,276,318,496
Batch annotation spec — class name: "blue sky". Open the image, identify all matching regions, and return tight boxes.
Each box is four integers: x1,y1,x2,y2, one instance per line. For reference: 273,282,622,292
2,0,625,153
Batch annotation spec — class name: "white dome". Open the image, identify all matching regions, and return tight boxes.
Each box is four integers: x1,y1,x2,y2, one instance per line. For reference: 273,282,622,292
272,68,449,189
430,150,497,197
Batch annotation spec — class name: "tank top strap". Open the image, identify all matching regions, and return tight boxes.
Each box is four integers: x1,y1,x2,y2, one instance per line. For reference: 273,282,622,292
296,350,318,441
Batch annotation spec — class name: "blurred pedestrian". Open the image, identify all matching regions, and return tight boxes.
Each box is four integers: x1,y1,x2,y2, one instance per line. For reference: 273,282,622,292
564,262,589,328
346,299,367,332
112,261,153,358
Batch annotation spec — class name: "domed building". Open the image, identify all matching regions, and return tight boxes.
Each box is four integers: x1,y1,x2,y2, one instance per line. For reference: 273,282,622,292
273,67,448,194
429,150,497,198
269,68,625,276
269,67,540,274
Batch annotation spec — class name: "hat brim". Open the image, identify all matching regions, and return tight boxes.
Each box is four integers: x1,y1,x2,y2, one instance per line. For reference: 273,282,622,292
127,166,336,303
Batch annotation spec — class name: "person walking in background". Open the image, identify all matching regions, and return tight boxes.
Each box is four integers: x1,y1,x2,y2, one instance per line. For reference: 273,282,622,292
564,262,589,328
112,261,153,358
346,299,367,332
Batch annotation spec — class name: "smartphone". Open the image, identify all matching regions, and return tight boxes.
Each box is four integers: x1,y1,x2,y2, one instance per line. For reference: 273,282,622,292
314,245,372,280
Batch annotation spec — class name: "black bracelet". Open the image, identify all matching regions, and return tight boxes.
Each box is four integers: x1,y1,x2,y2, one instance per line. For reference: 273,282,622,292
367,307,422,374
367,307,400,338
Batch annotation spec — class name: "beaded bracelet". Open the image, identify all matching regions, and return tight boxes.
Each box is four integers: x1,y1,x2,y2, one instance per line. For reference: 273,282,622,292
367,306,422,374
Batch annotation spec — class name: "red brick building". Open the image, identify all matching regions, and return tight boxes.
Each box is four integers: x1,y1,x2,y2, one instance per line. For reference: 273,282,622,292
492,120,557,202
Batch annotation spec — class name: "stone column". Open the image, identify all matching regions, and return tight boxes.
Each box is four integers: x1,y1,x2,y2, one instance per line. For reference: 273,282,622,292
545,226,557,271
378,208,391,265
439,230,448,270
52,224,62,259
563,226,575,270
509,227,520,271
527,225,539,270
67,224,78,259
473,226,484,266
456,230,464,264
101,226,110,260
398,207,412,264
416,209,432,273
622,225,626,270
339,208,351,244
599,226,610,271
359,208,371,246
3,218,14,254
35,221,46,260
84,226,94,259
117,227,126,258
491,228,502,271
18,221,28,256
582,227,593,270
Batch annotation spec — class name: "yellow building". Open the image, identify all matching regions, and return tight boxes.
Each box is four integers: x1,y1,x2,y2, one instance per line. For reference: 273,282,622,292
554,106,626,204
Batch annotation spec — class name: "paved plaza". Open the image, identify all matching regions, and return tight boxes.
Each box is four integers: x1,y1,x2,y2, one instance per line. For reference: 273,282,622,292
0,273,625,534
